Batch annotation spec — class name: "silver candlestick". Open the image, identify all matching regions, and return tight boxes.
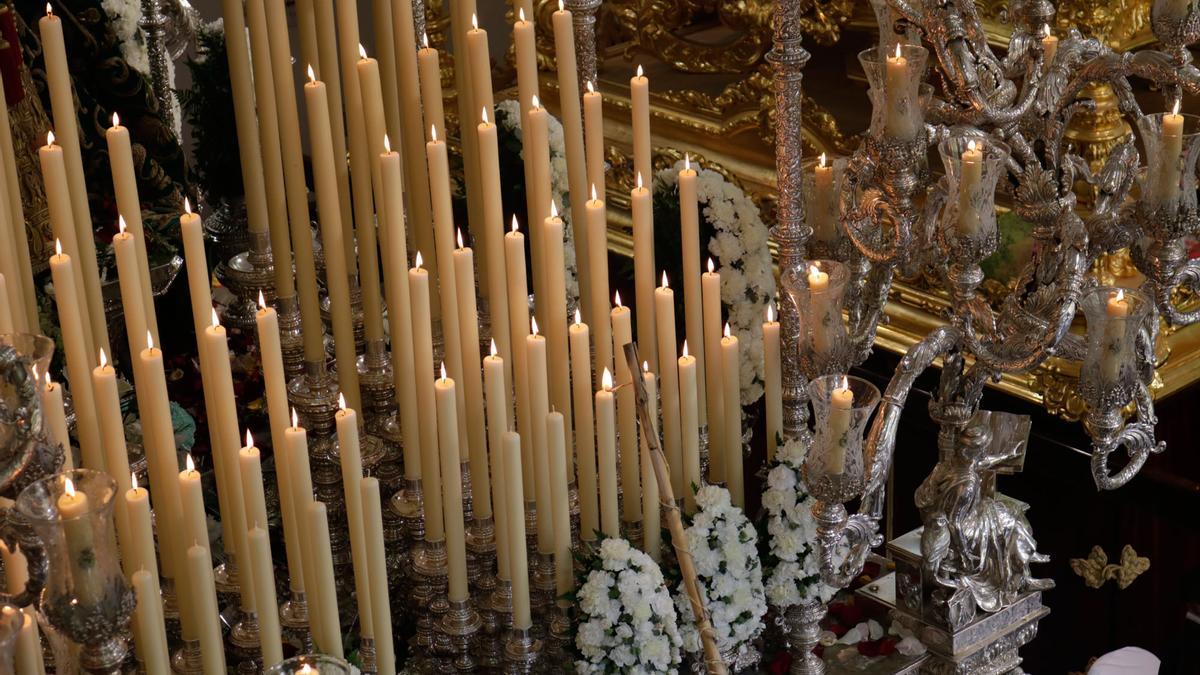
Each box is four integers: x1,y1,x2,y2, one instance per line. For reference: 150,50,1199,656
275,295,306,380
219,230,277,333
503,627,542,674
437,598,482,671
565,0,601,89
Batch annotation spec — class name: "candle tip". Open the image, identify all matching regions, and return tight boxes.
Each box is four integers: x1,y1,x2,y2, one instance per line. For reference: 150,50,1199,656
574,307,582,324
636,171,643,189
111,111,120,127
481,107,489,124
510,215,519,233
614,289,622,307
643,360,650,372
118,215,127,234
682,340,689,357
307,64,316,83
532,94,541,108
767,302,776,322
55,238,62,256
63,476,74,497
558,0,564,11
636,64,644,78
895,42,902,59
968,139,978,151
809,262,821,276
46,130,55,146
131,472,138,491
45,3,51,17
384,134,391,152
457,228,465,250
684,153,691,171
415,251,424,269
146,330,154,351
257,290,266,309
550,200,558,218
186,453,195,473
471,12,478,29
440,362,447,381
292,407,299,428
184,197,192,215
1043,23,1051,37
99,348,108,368
422,32,429,49
819,152,827,168
430,124,438,142
661,271,669,288
531,315,539,336
1114,288,1125,302
518,7,526,22
602,367,613,390
358,43,367,60
724,322,731,338
211,307,220,329
591,183,598,201
338,392,346,411
707,257,715,273
245,429,254,448
841,374,849,390
586,80,594,94
490,338,498,356
1173,98,1181,116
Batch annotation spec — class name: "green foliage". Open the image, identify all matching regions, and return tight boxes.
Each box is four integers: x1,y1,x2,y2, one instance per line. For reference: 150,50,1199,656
178,25,243,204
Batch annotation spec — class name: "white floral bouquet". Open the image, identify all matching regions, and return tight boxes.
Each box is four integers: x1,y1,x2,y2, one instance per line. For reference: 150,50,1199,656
763,438,839,607
655,162,773,405
674,486,767,667
575,537,683,674
494,99,581,305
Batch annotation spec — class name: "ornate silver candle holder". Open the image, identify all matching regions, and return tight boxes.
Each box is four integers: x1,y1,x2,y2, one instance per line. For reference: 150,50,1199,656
279,589,312,653
466,515,497,594
320,285,366,356
411,538,450,653
358,637,376,674
480,577,513,669
275,295,306,380
436,598,482,671
784,599,827,675
227,608,262,673
502,627,542,675
171,638,203,674
546,603,573,668
17,470,136,673
530,551,556,630
357,338,396,431
218,230,277,333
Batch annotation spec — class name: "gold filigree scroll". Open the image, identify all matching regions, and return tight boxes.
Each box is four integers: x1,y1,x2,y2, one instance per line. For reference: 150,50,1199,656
1070,545,1150,589
606,0,853,75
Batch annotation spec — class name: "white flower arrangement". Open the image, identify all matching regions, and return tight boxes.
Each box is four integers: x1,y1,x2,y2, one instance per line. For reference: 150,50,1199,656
674,485,767,667
494,99,580,305
655,161,773,405
576,537,683,674
763,437,840,607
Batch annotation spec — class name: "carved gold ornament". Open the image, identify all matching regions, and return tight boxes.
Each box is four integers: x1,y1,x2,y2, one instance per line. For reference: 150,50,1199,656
1069,545,1150,589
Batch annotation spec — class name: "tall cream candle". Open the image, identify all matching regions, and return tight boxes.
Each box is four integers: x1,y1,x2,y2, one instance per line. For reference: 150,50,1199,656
48,244,103,472
0,68,35,332
596,369,619,538
584,81,606,200
654,275,683,494
349,48,386,347
187,545,226,675
136,333,183,581
586,191,613,384
0,274,12,334
764,303,783,462
285,413,320,638
308,502,343,656
57,478,102,604
679,342,700,514
247,527,283,667
631,66,652,209
435,369,470,602
502,432,532,630
304,72,362,410
541,205,574,477
125,475,158,585
177,455,206,642
477,111,513,398
701,260,724,483
828,377,854,475
552,2,592,318
721,325,744,507
453,236,491,520
885,44,918,141
957,140,983,236
410,259,445,541
105,115,159,341
13,607,43,675
335,398,373,637
547,410,573,600
361,478,396,675
1160,102,1185,203
39,8,108,358
505,222,535,498
812,154,837,244
632,174,658,372
371,0,400,150
678,157,708,427
238,434,270,541
569,312,598,540
38,370,72,468
39,137,94,360
131,569,170,674
527,320,553,553
526,101,553,307
417,36,446,145
612,296,639,523
112,223,148,371
641,364,661,561
484,345,511,578
427,128,467,421
92,349,132,561
312,0,354,264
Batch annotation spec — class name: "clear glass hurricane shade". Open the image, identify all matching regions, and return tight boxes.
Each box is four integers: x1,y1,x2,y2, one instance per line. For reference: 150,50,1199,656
0,333,55,383
1079,286,1153,410
859,45,928,142
264,654,356,674
936,136,1011,257
780,260,850,378
1136,112,1200,230
802,155,848,249
805,374,880,502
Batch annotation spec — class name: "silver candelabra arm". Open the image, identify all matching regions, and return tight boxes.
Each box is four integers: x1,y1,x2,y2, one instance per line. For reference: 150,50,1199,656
812,502,881,589
1148,258,1200,326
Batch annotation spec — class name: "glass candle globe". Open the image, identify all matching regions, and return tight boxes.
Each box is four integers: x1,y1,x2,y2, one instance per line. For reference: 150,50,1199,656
1079,286,1153,410
805,374,880,503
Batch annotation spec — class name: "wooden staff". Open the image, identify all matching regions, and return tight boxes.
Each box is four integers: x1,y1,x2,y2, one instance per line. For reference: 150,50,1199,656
623,342,726,675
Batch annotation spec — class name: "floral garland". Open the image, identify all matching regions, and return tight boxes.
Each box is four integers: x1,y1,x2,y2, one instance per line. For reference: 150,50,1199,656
674,486,767,666
576,537,683,673
763,437,840,607
494,99,581,305
654,161,773,405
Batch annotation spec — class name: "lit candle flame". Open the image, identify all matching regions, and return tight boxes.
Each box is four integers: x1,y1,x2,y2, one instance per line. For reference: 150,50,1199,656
511,215,519,233
968,139,978,152
636,64,644,78
245,429,254,448
307,64,316,83
64,476,75,497
661,271,669,288
422,32,430,49
574,308,582,324
1115,288,1125,302
550,200,559,218
384,134,392,153
440,362,448,381
643,360,650,373
292,408,299,428
415,251,424,269
45,3,52,17
809,263,821,277
636,172,643,189
146,330,154,351
707,258,715,274
358,43,367,60
840,375,849,390
591,184,598,202
338,392,347,410
490,339,498,357
518,7,526,22
1043,24,1051,38
99,348,108,368
819,152,827,168
531,315,540,336
211,307,220,329
684,153,691,171
186,454,195,473
614,290,622,308
258,290,267,309
457,228,465,250
682,340,690,358
586,80,594,94
112,112,120,127
431,124,438,142
894,43,902,59
767,302,776,322
47,130,55,146
481,107,489,125
601,367,613,390
558,0,564,11
532,94,541,109
55,238,63,256
131,472,138,491
471,13,478,29
724,323,731,338
184,197,192,215
119,215,127,234
1173,99,1181,116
